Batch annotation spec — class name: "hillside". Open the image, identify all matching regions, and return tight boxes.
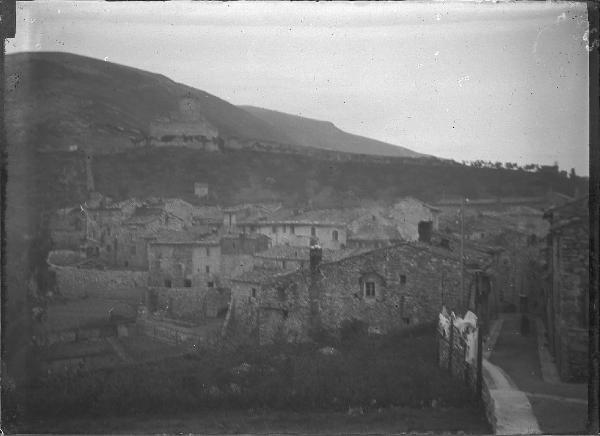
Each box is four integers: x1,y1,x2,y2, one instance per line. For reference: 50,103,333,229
5,52,422,158
239,106,423,158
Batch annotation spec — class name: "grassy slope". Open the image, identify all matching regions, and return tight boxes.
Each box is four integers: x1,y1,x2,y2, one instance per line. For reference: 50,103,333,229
5,52,422,158
241,105,425,158
4,52,294,153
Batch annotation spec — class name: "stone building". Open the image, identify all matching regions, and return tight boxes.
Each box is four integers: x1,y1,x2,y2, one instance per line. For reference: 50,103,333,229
194,182,209,199
148,230,221,289
388,197,441,241
225,232,496,344
48,206,85,250
542,196,589,381
219,233,271,288
83,198,142,264
83,198,191,269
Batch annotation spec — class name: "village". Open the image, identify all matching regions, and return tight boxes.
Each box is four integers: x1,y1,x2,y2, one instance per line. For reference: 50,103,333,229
30,165,591,432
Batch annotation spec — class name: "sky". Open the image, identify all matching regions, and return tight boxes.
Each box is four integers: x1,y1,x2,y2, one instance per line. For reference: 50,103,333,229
6,1,590,175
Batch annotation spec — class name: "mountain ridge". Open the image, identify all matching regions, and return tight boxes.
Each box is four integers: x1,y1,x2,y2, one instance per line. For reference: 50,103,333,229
5,51,424,158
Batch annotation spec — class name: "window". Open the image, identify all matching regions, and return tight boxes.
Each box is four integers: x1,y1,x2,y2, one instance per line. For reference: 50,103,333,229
403,317,411,325
251,288,257,298
332,230,339,241
290,225,295,234
365,281,376,298
130,245,136,255
106,227,111,236
164,279,172,288
205,265,210,274
282,260,287,269
272,225,277,234
400,275,407,285
311,227,316,237
207,281,214,288
106,244,111,252
283,225,287,233
206,246,210,256
184,278,192,288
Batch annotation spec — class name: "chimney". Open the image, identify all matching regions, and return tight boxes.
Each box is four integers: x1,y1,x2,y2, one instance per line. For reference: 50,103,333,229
418,221,432,244
309,239,322,273
308,238,322,339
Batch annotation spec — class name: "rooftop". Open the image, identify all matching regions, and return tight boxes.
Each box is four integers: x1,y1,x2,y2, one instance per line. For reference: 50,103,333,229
150,229,219,245
254,245,369,261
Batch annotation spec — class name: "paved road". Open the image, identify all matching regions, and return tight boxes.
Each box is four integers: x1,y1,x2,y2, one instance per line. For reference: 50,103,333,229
489,313,587,434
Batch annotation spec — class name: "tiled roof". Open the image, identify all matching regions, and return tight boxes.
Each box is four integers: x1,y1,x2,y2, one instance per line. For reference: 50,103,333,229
125,207,165,225
231,267,292,284
254,245,361,261
151,229,219,245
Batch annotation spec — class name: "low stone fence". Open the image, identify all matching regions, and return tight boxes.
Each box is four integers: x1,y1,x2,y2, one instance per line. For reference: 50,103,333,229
138,315,220,348
50,264,148,298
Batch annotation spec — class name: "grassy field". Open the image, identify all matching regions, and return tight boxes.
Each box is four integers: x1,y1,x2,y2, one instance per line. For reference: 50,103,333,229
7,324,491,434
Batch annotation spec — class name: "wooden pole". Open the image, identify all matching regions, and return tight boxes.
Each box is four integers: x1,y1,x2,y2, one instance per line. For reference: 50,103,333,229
460,198,465,307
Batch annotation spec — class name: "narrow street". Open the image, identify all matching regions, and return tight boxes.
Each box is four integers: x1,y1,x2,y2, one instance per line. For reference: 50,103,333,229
489,313,587,434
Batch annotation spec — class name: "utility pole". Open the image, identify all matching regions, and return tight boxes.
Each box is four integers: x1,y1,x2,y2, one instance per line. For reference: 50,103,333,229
460,197,465,308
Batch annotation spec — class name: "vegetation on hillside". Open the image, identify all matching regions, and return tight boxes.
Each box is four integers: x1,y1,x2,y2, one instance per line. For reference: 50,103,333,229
89,147,586,207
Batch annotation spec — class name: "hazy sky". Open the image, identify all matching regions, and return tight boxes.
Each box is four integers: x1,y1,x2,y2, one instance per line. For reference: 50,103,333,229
7,1,590,175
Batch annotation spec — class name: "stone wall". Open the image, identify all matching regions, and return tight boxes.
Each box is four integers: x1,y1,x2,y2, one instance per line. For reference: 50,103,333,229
51,265,148,298
257,243,471,344
151,286,230,323
544,199,589,382
220,254,255,287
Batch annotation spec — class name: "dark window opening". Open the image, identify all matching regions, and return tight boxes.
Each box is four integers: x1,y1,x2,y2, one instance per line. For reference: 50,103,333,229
403,317,411,325
311,226,316,237
272,225,277,234
207,281,214,288
282,260,287,269
205,265,210,274
418,221,433,243
206,247,211,256
290,225,295,234
332,230,339,241
365,281,376,298
184,278,192,288
251,288,257,298
164,279,172,288
400,275,407,285
130,245,136,255
124,261,129,267
440,238,450,249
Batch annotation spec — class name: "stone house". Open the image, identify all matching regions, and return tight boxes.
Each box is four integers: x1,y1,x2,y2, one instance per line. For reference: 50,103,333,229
120,206,185,269
542,196,589,381
194,182,209,199
48,206,85,250
388,197,441,240
83,198,190,269
148,230,221,289
83,198,142,264
219,233,271,287
225,234,495,344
